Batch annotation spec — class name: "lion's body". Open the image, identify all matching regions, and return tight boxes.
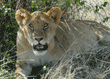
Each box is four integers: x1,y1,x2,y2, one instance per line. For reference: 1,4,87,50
15,7,110,79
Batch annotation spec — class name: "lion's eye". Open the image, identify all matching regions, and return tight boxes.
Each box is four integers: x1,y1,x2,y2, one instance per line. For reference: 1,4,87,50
44,23,48,29
29,24,33,29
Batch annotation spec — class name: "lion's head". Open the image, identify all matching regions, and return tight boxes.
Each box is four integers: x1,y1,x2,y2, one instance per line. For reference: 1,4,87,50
15,7,61,55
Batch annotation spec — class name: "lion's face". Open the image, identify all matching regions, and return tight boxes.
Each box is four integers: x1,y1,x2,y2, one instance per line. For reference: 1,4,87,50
15,7,61,55
27,12,57,52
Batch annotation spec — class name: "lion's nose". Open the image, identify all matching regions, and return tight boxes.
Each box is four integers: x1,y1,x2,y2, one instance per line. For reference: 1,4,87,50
35,38,43,41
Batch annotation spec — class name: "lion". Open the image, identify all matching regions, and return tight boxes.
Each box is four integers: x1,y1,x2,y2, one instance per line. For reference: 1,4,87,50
15,7,110,79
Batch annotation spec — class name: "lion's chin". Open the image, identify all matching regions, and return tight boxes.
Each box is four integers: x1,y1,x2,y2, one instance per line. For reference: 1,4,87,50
33,50,47,55
33,43,48,51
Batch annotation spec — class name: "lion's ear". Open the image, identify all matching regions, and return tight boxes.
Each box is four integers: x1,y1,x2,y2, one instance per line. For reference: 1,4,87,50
15,8,31,26
47,7,61,24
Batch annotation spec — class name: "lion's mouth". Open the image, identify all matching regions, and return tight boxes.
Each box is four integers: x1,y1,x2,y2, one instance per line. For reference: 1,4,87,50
33,43,48,51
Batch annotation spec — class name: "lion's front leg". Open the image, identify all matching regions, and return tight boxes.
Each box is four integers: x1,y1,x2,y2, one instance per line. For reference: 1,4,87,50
15,61,32,79
15,73,25,79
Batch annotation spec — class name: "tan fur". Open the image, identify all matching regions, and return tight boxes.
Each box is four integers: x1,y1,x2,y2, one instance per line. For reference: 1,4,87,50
15,7,110,79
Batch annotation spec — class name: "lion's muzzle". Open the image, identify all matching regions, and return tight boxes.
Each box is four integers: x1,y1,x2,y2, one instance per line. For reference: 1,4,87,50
33,43,48,51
